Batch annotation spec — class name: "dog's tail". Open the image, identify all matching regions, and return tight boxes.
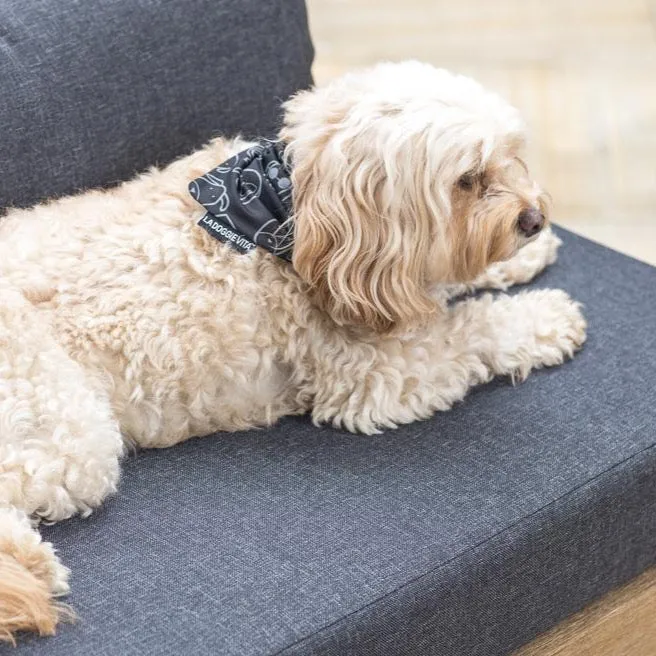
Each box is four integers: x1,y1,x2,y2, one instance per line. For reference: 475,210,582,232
0,507,72,644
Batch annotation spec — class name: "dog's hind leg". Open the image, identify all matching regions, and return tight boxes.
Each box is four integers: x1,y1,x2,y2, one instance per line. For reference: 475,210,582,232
0,508,72,643
0,286,124,642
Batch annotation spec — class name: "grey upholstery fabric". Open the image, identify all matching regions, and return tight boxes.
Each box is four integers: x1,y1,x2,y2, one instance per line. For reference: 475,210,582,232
13,228,656,655
4,1,656,654
0,0,314,211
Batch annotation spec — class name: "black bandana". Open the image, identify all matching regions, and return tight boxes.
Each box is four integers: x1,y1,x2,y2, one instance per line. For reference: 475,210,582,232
189,141,294,261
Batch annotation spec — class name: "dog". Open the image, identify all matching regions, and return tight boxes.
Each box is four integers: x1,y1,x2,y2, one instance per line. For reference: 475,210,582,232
0,61,586,641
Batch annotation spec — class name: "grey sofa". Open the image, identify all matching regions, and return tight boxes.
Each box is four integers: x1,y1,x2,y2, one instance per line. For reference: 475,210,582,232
2,1,656,655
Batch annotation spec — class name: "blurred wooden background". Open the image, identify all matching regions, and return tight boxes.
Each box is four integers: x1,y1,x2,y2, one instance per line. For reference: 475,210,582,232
306,0,656,265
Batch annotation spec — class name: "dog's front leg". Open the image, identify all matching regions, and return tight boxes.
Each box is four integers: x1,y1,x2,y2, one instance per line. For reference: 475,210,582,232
444,227,562,300
311,288,585,434
473,227,562,290
448,288,586,382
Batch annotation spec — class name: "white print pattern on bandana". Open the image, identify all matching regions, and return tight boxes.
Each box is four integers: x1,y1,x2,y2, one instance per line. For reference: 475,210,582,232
189,141,293,261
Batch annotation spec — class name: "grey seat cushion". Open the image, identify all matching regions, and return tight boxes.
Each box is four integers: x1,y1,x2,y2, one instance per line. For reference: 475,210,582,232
0,0,313,210
5,1,656,654
14,228,656,655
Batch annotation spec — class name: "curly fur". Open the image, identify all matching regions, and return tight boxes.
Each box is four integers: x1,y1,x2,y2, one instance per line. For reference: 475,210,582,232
0,61,586,640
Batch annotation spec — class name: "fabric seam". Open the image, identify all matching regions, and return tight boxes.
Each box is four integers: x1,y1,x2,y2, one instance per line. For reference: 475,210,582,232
272,440,656,655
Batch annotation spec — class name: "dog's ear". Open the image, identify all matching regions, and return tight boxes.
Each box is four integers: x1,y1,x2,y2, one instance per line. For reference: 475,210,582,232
282,104,438,333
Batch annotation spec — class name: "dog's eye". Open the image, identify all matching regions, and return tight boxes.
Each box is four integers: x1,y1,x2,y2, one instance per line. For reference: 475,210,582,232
458,173,476,190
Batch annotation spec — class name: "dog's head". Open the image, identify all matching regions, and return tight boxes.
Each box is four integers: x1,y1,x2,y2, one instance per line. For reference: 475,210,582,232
281,61,548,333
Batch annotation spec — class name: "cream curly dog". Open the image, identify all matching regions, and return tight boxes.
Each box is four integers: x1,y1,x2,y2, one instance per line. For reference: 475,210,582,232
0,61,585,641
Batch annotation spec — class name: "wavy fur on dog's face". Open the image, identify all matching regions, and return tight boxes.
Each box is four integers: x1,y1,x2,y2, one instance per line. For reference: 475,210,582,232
281,61,548,333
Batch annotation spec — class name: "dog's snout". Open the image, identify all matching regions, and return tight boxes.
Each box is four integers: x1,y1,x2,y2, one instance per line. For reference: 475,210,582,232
517,208,545,238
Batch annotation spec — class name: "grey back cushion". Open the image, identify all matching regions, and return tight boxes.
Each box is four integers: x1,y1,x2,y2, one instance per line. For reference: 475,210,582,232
0,0,314,210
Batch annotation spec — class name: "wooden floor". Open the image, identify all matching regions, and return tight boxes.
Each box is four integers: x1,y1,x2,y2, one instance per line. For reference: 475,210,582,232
306,0,656,265
515,566,656,656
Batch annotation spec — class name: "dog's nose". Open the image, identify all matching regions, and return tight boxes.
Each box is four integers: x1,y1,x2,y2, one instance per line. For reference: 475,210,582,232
517,208,545,238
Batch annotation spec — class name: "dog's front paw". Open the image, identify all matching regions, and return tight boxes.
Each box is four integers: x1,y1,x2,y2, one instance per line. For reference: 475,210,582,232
535,288,586,351
512,289,586,380
473,228,562,291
